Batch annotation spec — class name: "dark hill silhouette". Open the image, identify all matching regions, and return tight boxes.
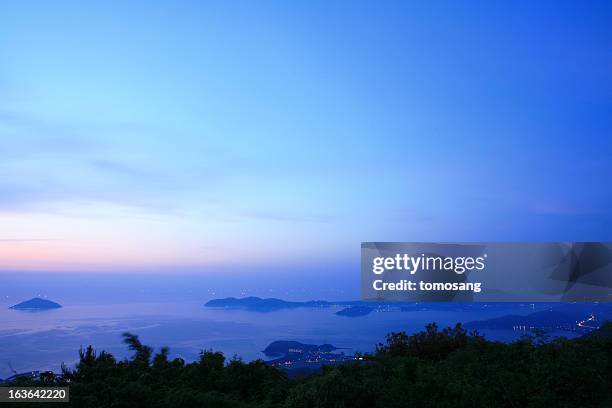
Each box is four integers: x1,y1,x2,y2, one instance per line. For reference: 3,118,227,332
263,341,337,356
205,296,340,311
9,298,62,310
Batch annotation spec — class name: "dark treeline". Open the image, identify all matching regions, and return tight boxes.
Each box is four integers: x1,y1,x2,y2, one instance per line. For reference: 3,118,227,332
5,323,612,408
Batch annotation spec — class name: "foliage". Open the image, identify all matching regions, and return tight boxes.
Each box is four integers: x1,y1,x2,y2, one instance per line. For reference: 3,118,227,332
3,324,611,407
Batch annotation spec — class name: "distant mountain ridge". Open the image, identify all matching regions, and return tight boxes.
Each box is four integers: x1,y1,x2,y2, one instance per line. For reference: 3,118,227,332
465,311,572,330
464,303,612,332
9,298,62,310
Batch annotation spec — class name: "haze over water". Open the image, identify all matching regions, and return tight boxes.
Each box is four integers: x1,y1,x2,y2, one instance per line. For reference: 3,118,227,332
0,273,578,379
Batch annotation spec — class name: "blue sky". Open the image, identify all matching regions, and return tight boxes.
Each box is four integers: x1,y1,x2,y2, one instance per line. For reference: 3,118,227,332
0,1,611,273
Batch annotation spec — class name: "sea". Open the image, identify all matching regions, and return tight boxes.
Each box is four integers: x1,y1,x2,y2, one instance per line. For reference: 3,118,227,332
0,297,581,379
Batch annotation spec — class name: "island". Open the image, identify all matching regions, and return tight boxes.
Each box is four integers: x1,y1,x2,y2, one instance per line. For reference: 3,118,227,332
335,305,374,317
262,340,354,372
205,297,592,322
263,340,338,357
464,302,612,334
204,296,355,311
9,297,62,310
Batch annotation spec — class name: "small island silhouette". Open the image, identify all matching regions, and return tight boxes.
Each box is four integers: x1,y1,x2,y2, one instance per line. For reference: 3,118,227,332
262,340,353,371
263,340,339,357
9,297,62,310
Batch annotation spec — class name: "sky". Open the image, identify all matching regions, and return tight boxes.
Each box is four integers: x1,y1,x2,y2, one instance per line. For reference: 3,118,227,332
0,1,611,274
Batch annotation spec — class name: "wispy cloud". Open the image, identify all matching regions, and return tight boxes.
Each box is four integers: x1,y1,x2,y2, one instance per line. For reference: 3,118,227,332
393,208,437,223
88,159,156,180
241,210,332,223
0,110,204,215
0,109,96,158
529,200,606,216
0,239,58,242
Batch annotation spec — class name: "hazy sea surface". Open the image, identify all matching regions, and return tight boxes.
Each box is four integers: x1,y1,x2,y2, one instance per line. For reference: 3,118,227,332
0,298,579,379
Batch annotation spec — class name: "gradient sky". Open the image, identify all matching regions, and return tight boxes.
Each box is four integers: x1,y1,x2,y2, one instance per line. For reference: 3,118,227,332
1,1,611,273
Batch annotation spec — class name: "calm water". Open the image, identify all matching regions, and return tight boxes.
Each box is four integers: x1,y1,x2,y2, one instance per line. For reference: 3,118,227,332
0,299,578,379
